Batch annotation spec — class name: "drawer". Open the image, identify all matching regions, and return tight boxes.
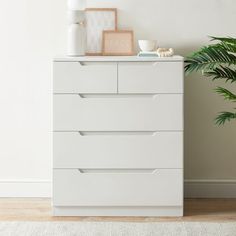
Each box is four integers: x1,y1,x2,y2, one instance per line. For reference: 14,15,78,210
53,169,183,206
53,132,183,168
53,62,117,93
53,94,183,131
118,62,183,93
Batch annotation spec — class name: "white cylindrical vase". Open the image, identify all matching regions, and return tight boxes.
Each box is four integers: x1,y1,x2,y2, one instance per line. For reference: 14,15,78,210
67,10,86,56
68,10,85,24
68,0,86,10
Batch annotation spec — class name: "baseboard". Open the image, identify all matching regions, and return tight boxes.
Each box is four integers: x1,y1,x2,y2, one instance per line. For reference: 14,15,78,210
53,206,183,217
0,179,236,198
0,180,51,197
185,179,236,198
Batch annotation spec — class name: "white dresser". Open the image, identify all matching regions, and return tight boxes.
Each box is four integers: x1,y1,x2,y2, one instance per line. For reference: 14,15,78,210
53,56,184,216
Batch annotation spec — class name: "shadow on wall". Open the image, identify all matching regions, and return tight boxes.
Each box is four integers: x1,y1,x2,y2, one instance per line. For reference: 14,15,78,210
178,45,236,180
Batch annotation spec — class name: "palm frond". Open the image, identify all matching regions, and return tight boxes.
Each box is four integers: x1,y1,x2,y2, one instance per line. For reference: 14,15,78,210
215,87,236,101
210,36,236,53
210,36,236,45
221,43,236,54
186,36,236,125
204,66,236,83
185,45,236,74
215,111,236,125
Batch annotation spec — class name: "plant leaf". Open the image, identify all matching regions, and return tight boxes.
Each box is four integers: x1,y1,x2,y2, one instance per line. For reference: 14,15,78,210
210,36,236,53
210,36,236,44
215,87,236,101
185,44,236,74
215,111,236,125
204,66,236,83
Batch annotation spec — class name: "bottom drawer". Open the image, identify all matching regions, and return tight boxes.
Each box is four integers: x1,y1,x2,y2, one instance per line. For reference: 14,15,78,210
53,169,183,207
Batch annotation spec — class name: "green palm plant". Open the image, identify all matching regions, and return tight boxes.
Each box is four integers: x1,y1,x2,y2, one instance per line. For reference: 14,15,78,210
185,37,236,125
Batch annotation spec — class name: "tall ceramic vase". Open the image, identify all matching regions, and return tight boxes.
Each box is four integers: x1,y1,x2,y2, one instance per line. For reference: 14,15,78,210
67,0,86,56
67,10,86,56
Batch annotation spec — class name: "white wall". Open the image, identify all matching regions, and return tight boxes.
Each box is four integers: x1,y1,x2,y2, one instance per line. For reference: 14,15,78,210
0,0,235,197
0,0,66,196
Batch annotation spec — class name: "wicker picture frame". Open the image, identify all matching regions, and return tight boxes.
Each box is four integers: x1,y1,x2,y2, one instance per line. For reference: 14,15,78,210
102,30,134,56
85,8,117,56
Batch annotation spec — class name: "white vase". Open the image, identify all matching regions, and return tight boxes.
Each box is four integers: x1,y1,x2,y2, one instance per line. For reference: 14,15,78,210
68,10,85,24
67,11,86,56
68,0,86,10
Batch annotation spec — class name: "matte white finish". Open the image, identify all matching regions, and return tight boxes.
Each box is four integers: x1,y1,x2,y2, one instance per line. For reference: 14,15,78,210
53,131,183,168
68,10,85,24
0,180,50,198
54,56,184,62
53,94,183,131
53,206,183,217
53,169,183,206
53,58,184,216
118,62,183,93
67,11,86,56
68,0,86,10
53,62,117,93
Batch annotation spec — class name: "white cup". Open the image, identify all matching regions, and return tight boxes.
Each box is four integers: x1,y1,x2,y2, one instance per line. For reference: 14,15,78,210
138,40,157,52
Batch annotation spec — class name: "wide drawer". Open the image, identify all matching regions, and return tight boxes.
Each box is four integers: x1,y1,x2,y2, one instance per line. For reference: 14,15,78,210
53,62,117,93
53,169,183,206
118,62,183,93
53,131,183,168
53,94,183,131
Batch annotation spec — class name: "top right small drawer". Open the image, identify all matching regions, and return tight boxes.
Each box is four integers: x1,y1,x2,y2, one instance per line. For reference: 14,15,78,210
118,62,183,93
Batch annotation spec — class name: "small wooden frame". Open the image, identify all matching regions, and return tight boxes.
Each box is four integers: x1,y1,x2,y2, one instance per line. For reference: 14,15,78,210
85,8,117,56
102,30,134,56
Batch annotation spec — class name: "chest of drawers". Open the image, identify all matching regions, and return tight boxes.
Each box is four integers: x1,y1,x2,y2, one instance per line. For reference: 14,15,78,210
53,56,184,216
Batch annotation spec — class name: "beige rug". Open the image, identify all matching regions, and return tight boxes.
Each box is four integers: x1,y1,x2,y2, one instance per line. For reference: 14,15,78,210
0,222,236,236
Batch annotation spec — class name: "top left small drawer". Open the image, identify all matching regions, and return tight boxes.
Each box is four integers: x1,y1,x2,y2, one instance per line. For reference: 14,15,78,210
53,62,117,93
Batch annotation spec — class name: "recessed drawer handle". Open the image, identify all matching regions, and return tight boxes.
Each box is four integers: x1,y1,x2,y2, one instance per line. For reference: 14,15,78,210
78,62,85,66
152,62,159,66
76,94,159,99
77,169,158,174
78,131,158,136
77,94,84,98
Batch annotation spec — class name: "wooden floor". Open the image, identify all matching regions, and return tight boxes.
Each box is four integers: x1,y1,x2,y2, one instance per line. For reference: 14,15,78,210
0,198,236,222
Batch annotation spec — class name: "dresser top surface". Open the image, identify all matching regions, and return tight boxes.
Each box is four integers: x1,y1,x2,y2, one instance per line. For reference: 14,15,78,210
54,55,184,62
